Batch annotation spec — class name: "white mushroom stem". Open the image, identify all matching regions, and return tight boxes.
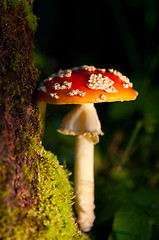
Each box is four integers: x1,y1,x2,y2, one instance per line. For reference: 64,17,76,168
57,103,103,232
74,135,95,232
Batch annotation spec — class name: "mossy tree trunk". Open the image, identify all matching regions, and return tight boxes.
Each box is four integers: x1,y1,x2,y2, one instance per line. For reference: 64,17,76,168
0,1,88,239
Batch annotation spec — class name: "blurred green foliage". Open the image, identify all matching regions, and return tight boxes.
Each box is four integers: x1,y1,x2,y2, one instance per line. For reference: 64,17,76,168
34,0,159,239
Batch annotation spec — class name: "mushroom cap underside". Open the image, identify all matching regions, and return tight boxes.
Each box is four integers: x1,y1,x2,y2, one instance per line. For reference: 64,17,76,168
57,103,104,144
36,66,138,104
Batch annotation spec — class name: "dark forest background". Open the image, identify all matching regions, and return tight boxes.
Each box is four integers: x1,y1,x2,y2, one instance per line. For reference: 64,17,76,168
33,1,159,239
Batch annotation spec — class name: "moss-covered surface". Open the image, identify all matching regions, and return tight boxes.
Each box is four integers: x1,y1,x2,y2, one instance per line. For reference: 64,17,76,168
0,144,88,239
0,1,89,239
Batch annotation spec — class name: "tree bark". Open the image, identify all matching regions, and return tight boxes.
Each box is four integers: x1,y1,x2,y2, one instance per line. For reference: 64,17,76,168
0,1,88,239
0,0,39,209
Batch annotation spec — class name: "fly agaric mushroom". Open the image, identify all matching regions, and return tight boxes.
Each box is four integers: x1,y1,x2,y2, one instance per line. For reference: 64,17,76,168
36,65,138,232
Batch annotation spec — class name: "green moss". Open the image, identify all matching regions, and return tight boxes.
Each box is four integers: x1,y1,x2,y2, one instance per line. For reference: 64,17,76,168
22,0,38,33
2,0,21,9
2,0,37,33
0,206,39,239
0,145,89,239
0,160,10,199
35,146,88,240
10,53,22,71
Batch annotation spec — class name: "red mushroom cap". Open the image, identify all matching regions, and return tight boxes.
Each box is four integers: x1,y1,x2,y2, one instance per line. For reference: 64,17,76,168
36,65,138,104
